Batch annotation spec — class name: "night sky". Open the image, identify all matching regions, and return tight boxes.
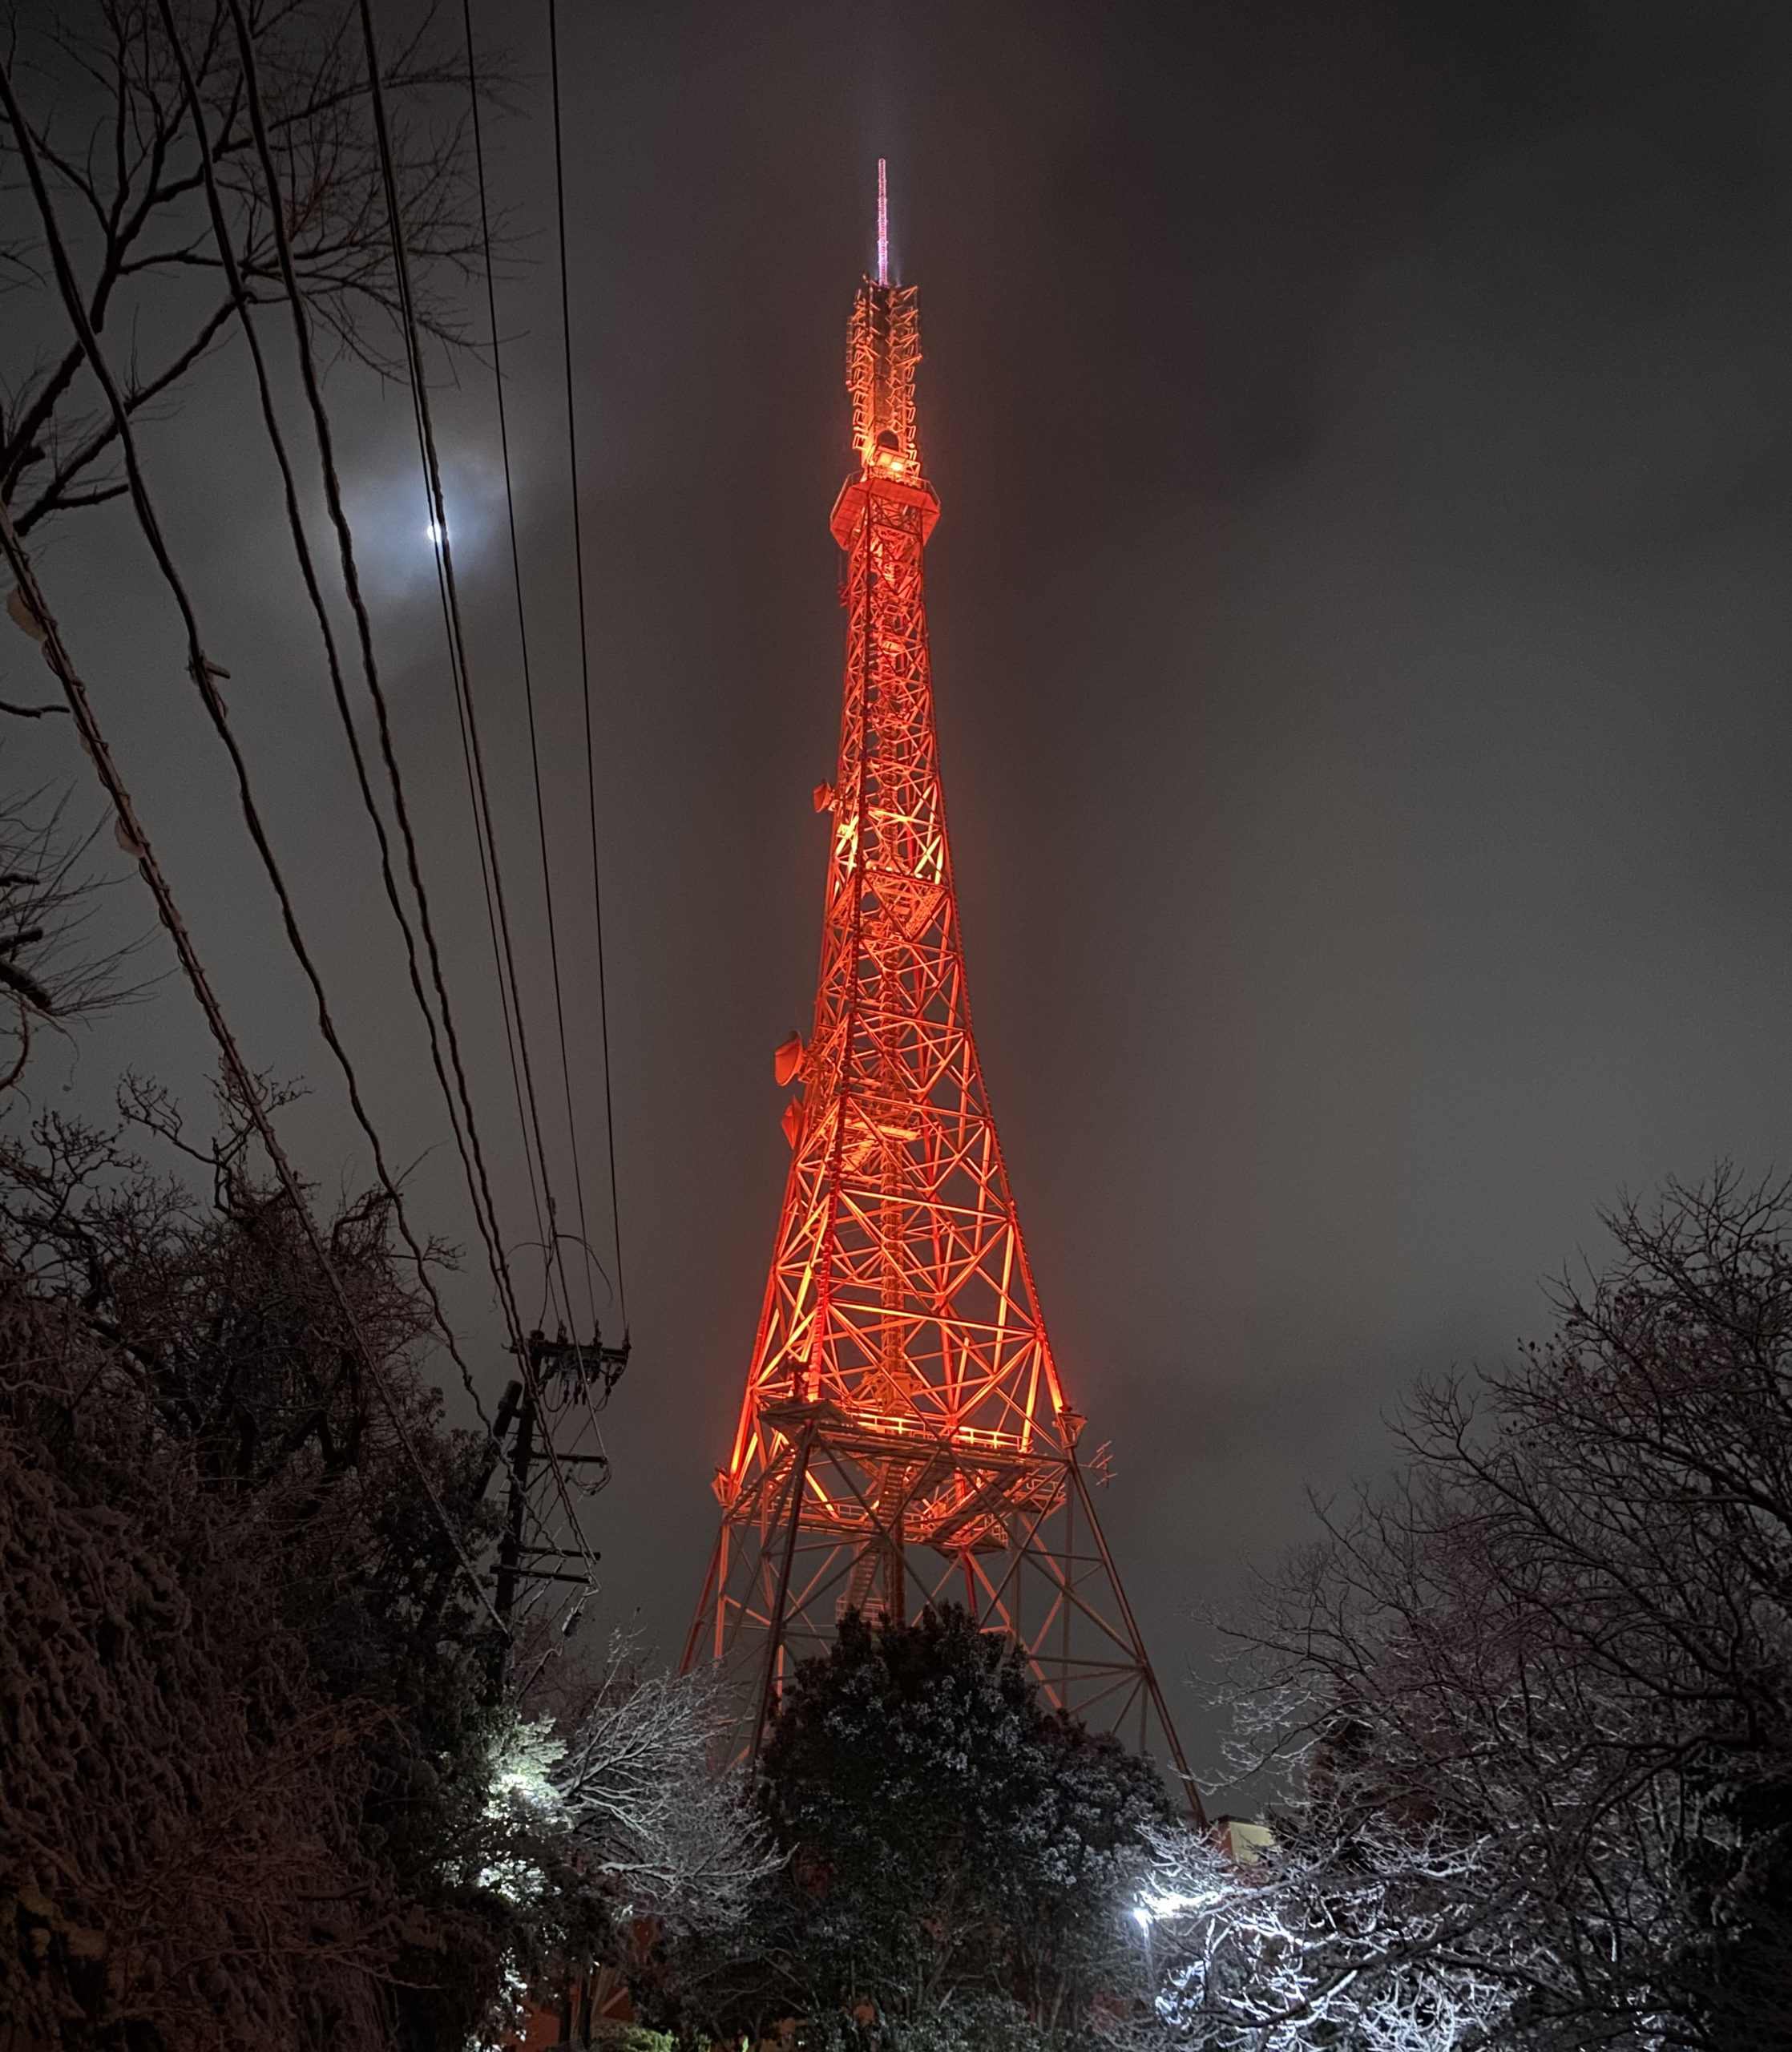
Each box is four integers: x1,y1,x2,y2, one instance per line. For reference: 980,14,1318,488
9,0,1792,1795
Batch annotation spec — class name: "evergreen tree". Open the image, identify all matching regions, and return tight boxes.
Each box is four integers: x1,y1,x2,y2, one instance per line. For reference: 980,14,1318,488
650,1606,1171,2052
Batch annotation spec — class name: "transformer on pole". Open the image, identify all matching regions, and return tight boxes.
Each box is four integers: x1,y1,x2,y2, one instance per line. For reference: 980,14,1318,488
684,190,1199,1812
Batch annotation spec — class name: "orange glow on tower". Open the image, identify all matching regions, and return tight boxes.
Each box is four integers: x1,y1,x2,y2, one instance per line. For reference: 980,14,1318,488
684,218,1196,1802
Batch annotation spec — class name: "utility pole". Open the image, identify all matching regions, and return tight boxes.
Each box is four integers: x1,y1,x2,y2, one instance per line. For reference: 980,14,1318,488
492,1327,630,1634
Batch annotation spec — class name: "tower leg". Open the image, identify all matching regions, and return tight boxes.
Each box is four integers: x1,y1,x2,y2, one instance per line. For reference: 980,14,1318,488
682,1524,726,1674
1066,1455,1204,1821
749,1421,817,1768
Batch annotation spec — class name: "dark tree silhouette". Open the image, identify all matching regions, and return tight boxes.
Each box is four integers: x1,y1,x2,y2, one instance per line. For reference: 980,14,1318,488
0,0,482,536
1137,1171,1792,2052
0,1075,771,2052
649,1606,1171,2052
0,1081,511,2050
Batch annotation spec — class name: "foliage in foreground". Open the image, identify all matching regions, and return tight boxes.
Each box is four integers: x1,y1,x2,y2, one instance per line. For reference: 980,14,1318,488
0,1091,763,2052
644,1605,1173,2052
1134,1172,1792,2052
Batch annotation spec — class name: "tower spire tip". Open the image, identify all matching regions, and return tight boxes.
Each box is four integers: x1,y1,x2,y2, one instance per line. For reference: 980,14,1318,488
876,158,889,286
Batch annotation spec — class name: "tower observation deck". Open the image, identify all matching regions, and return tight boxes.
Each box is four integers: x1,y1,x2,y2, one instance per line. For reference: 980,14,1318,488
684,192,1196,1805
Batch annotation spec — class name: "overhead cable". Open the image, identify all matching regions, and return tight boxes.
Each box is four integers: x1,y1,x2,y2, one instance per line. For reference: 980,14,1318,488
224,0,598,1589
357,0,583,1350
150,0,571,1578
0,498,504,1637
548,0,629,1328
14,11,578,1594
462,0,607,1337
219,0,542,1375
0,62,501,1624
355,0,599,1578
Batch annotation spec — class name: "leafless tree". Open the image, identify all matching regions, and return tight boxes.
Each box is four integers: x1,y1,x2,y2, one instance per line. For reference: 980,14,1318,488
0,1424,406,2052
462,1649,778,2044
0,0,479,1097
0,0,484,535
0,770,138,1090
544,1654,781,1933
1124,1172,1792,2052
0,1053,767,2049
1113,1816,1513,2052
481,1638,780,1931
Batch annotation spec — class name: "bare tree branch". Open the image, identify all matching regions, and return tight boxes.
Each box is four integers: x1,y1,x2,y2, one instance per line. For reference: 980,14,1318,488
2,0,500,531
1133,1173,1792,2052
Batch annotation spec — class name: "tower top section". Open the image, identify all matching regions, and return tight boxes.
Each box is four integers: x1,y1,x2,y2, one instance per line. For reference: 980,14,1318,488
847,281,922,480
848,164,926,487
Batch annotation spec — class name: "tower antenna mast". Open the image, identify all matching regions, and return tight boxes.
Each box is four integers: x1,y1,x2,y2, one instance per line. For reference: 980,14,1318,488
877,157,889,285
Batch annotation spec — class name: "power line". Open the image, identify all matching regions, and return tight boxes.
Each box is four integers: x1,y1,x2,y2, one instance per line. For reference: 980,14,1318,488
154,0,519,1406
218,0,545,1383
0,58,502,1628
221,0,603,1593
2,502,504,1638
459,0,606,1335
24,2,587,1600
548,0,628,1328
354,0,600,1576
356,0,583,1343
151,0,581,1587
6,2,621,1618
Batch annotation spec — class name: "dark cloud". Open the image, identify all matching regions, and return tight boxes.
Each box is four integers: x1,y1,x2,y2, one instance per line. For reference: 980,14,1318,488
8,0,1792,1796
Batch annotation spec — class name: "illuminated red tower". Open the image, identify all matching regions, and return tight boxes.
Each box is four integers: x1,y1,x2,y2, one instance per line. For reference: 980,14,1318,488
684,180,1196,1804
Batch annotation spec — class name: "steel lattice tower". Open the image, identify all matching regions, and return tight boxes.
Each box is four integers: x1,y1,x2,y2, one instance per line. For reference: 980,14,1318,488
684,201,1195,1804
